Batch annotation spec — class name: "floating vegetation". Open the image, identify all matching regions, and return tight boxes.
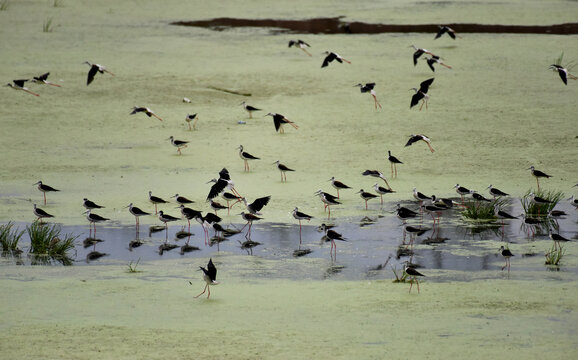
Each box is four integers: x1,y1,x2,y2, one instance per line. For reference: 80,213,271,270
27,222,77,265
545,244,565,266
0,222,24,256
521,189,563,217
43,17,54,33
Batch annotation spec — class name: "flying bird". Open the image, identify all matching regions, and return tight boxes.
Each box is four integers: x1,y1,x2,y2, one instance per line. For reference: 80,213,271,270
6,79,39,96
266,113,298,133
424,56,452,72
288,39,312,56
405,134,435,153
354,83,382,109
410,78,435,110
321,51,351,68
410,45,434,66
434,26,460,40
31,72,61,87
130,107,163,121
194,258,219,299
83,61,114,85
548,64,577,85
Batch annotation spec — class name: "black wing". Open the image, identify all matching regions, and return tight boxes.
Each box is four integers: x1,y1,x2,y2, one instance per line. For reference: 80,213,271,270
426,58,436,72
419,78,435,93
405,135,420,146
13,79,28,87
251,196,271,212
87,65,99,85
298,40,310,47
364,83,376,91
207,179,228,201
413,50,424,66
448,30,456,39
288,40,296,48
557,68,568,85
204,213,222,224
218,168,230,181
321,52,336,68
410,92,424,108
35,72,50,81
434,26,447,39
206,258,217,281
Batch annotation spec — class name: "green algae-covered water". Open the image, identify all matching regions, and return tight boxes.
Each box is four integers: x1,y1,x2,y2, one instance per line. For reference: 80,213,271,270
1,1,577,358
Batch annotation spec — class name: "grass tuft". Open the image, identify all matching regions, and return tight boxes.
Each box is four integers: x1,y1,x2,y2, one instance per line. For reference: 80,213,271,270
391,265,408,283
521,189,563,217
53,0,63,7
0,222,25,256
545,244,564,266
27,222,77,265
126,258,142,273
43,17,54,32
461,198,508,221
0,0,9,11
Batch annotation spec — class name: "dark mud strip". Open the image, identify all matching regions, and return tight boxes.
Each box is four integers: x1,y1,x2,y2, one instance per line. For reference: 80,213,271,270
172,17,578,35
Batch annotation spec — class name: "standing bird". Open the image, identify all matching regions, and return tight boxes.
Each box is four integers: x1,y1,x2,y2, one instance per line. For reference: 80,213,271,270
33,181,59,205
354,83,382,109
265,113,298,133
528,166,551,191
149,191,168,215
454,184,471,202
126,203,151,227
374,183,394,205
387,150,403,177
413,187,431,203
83,198,104,210
239,211,263,239
273,160,295,182
357,189,378,210
434,25,460,40
31,72,61,87
292,207,313,243
194,258,219,299
548,64,577,85
288,39,312,56
405,134,435,153
83,61,114,86
320,223,346,257
168,136,189,155
410,45,434,66
487,184,509,198
424,55,452,72
499,246,514,272
83,209,109,234
158,210,180,230
238,145,260,172
172,194,194,205
209,199,228,215
240,101,261,118
130,106,163,121
410,78,435,110
185,113,199,130
396,203,419,223
33,204,54,223
6,79,40,96
315,190,341,219
321,51,351,68
329,177,352,199
177,204,202,231
549,230,571,250
404,263,426,293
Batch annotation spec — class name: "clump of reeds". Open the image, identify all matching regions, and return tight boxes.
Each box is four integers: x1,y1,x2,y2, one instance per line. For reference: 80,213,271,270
545,245,564,266
461,198,508,221
126,258,142,273
0,222,25,256
27,222,76,265
43,17,54,32
391,265,408,283
521,189,563,217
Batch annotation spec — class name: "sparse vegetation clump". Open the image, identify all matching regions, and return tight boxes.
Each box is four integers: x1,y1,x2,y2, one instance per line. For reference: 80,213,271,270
126,258,142,273
0,0,10,11
27,222,77,265
391,265,408,283
545,245,564,266
521,189,563,217
0,222,25,256
43,17,54,32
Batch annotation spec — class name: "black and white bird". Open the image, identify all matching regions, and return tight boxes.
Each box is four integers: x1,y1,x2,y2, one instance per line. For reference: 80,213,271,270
33,181,59,205
548,64,577,85
424,55,452,72
321,51,351,68
83,61,114,86
149,191,168,214
177,204,202,230
209,199,228,215
410,78,435,110
293,207,313,242
405,134,435,153
470,191,492,202
194,258,219,299
172,194,194,205
404,262,426,293
185,113,199,130
266,113,298,133
357,189,378,210
315,190,341,219
238,145,260,172
529,192,553,206
387,150,403,177
130,106,163,121
126,203,151,227
413,187,431,203
31,72,61,87
329,177,352,199
158,210,180,230
454,184,471,202
494,205,518,221
6,79,40,96
487,185,509,198
396,203,419,223
83,198,104,210
239,196,271,215
288,39,312,56
239,211,263,239
373,183,394,204
354,83,382,109
206,168,241,201
273,160,295,182
362,170,392,189
83,209,109,233
434,25,460,40
320,223,346,256
168,136,189,155
528,166,551,191
549,230,571,250
410,45,434,66
33,204,54,223
240,101,261,118
499,246,514,271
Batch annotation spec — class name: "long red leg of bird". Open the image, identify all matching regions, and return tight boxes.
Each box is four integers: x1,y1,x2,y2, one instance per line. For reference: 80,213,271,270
395,164,398,177
372,95,382,109
426,142,435,153
328,206,331,219
380,195,383,205
153,114,163,122
301,48,312,57
343,59,351,64
419,101,425,111
188,123,192,131
365,200,368,210
47,82,62,87
207,286,211,299
194,284,208,298
43,193,47,205
441,63,452,69
288,121,299,130
299,221,302,244
408,278,413,293
416,278,420,293
24,89,40,97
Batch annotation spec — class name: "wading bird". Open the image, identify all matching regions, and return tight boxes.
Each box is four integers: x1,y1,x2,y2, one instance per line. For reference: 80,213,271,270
194,258,219,299
329,177,352,199
487,184,509,198
357,189,378,210
321,51,351,68
374,183,394,204
239,211,262,239
84,61,114,85
177,204,202,231
434,25,460,40
499,246,514,272
209,199,228,215
315,190,341,219
410,45,434,66
404,262,426,293
266,112,298,133
273,160,294,182
238,145,260,172
168,136,189,155
528,166,551,191
83,209,109,234
354,83,382,109
424,55,452,72
149,191,168,214
172,194,194,205
289,39,312,56
548,64,577,85
454,184,471,202
413,187,431,203
158,210,180,230
31,72,61,87
126,203,151,227
387,150,403,177
293,207,313,242
405,134,435,153
6,79,40,96
239,196,271,215
320,223,346,257
185,113,198,130
410,78,434,110
240,101,261,118
396,203,419,223
549,229,570,250
83,198,104,210
33,204,54,223
130,106,163,121
34,181,59,205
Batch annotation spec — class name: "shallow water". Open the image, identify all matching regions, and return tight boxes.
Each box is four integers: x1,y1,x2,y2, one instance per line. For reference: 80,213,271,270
1,0,578,359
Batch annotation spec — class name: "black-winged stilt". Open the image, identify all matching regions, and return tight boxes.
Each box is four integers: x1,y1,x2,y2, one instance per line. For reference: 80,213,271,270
6,79,39,96
405,134,435,153
83,198,104,210
266,113,299,133
289,40,312,56
84,61,114,85
168,136,189,155
387,150,403,177
434,26,460,40
528,166,551,191
424,55,452,72
373,183,394,204
548,64,577,85
274,160,294,182
194,258,218,299
293,207,313,243
410,45,434,66
130,106,163,121
240,101,261,118
321,51,351,68
185,113,198,130
126,203,151,227
238,145,260,172
329,177,352,199
410,78,435,110
31,72,61,87
404,262,426,293
34,181,59,205
487,185,509,198
354,83,382,109
33,204,54,223
357,189,378,210
499,246,514,271
149,191,168,214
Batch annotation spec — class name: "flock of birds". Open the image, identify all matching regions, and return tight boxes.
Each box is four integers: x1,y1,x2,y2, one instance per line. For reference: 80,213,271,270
7,24,578,296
